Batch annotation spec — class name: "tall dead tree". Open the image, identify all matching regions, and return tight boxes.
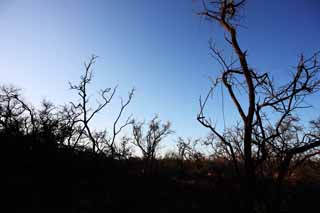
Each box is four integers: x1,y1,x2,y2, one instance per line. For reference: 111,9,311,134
196,0,320,212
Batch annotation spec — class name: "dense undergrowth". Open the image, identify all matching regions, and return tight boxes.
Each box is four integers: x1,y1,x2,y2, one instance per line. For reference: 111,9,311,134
2,133,320,213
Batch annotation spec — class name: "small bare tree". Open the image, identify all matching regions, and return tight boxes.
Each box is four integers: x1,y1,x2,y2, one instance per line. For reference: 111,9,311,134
36,100,61,146
132,116,173,175
108,88,134,157
115,136,134,160
69,55,134,153
176,137,192,162
59,103,83,147
177,137,203,161
0,85,36,135
176,137,202,175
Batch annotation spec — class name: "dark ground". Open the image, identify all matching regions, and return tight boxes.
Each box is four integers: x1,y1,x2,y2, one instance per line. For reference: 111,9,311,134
2,135,320,213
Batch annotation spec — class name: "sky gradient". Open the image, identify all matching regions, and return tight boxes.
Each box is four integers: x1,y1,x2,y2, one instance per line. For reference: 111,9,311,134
1,0,320,149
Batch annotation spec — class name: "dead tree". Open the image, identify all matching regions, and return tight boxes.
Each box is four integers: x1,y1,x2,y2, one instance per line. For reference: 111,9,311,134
176,137,192,162
108,88,134,157
115,136,133,160
132,116,173,175
176,137,194,174
59,103,83,147
196,0,320,211
0,85,36,135
69,55,134,153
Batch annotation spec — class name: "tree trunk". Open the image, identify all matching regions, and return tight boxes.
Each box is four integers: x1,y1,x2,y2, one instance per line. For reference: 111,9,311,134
243,122,256,213
273,155,292,212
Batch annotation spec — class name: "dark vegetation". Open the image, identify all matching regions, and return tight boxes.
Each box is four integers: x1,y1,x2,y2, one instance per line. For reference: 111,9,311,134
2,100,320,213
2,1,320,213
1,83,320,213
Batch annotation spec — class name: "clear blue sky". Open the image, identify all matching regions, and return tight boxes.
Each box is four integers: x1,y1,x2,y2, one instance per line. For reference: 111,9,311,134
0,0,319,148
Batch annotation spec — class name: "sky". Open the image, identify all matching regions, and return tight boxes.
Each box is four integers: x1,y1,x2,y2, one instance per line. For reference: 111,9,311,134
0,0,320,150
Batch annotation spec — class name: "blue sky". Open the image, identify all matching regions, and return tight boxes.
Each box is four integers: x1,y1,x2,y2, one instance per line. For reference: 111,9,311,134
0,0,319,149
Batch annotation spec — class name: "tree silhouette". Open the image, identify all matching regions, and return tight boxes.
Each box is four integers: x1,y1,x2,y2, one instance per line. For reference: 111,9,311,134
132,115,173,175
197,0,320,212
69,55,134,153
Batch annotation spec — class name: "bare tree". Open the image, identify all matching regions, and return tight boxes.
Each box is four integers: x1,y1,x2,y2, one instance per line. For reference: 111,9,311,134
196,0,320,211
176,137,203,175
108,88,134,157
0,85,35,135
132,115,173,175
177,137,203,161
59,103,83,147
176,137,192,162
36,100,61,146
115,136,134,160
69,55,134,153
